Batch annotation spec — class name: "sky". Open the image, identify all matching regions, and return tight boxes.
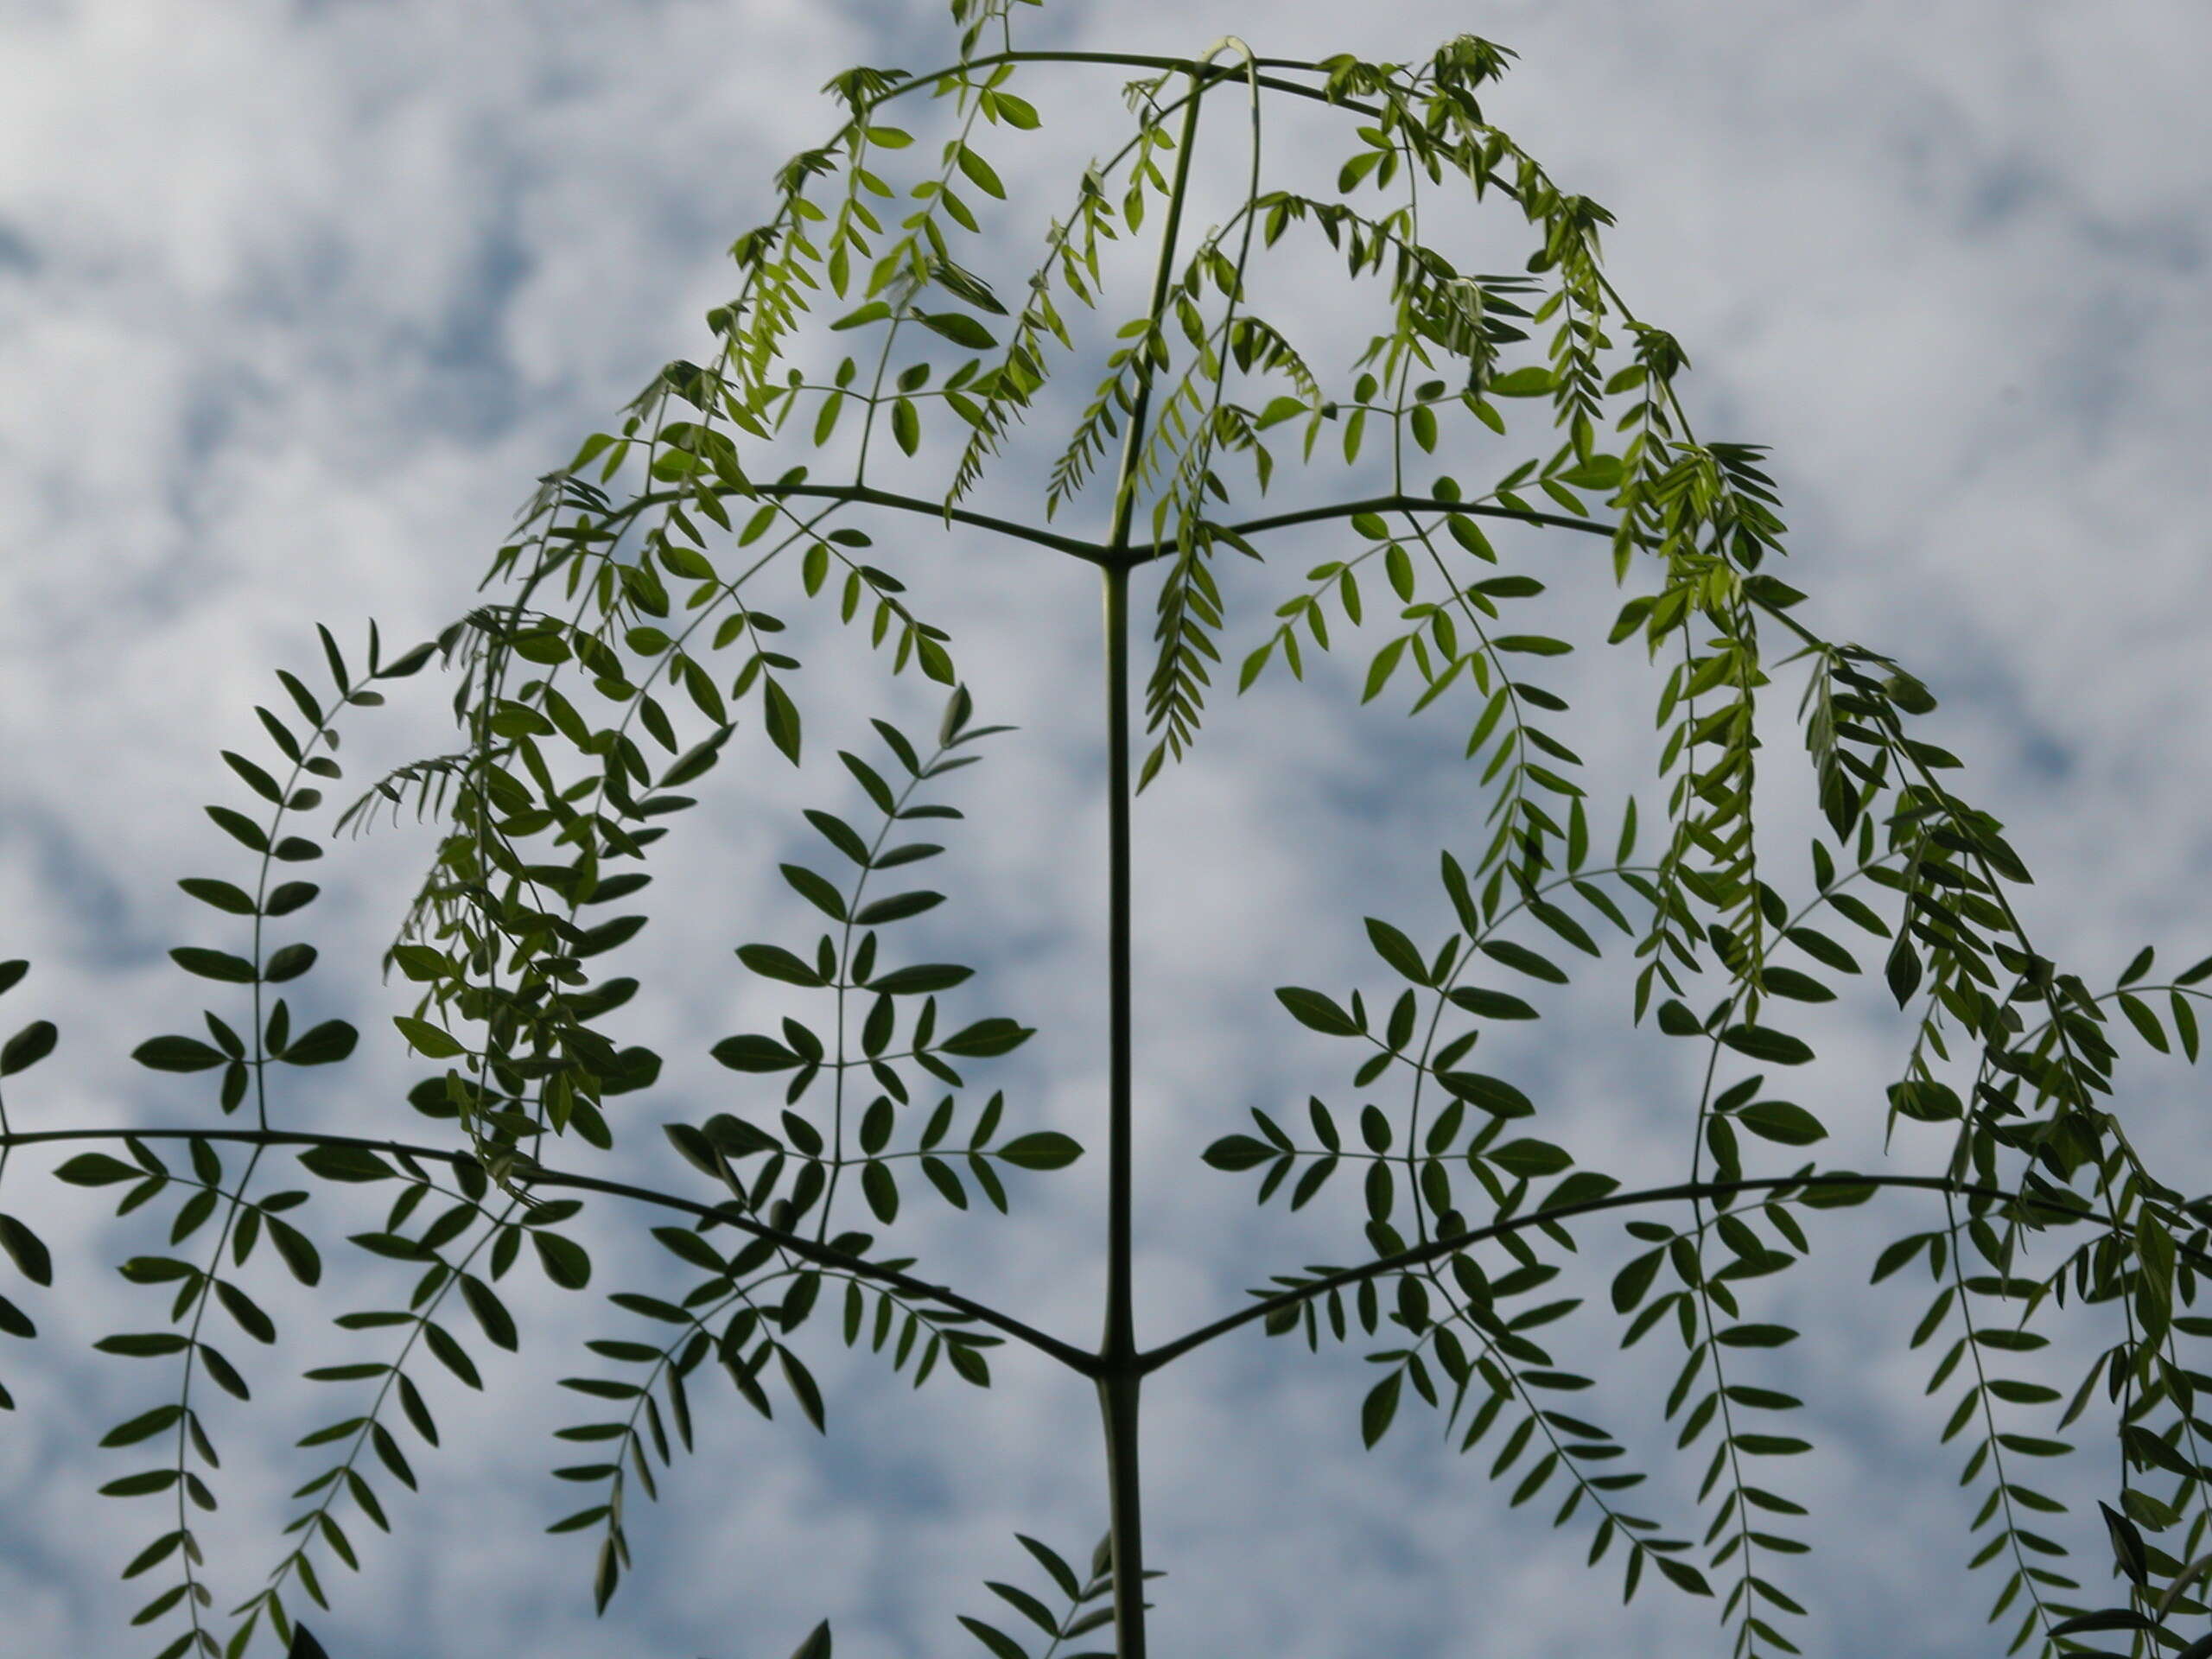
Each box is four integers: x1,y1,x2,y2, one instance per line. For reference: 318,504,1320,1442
2,1,2209,1656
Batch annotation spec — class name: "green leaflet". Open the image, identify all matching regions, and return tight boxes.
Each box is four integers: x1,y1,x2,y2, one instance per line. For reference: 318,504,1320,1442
0,1020,55,1077
1276,986,1360,1035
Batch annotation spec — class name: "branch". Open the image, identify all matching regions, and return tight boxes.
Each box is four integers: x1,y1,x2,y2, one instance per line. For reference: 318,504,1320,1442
597,482,1618,575
604,480,1122,565
874,49,1389,124
1,1126,1099,1376
1137,1170,2152,1375
1204,491,1613,558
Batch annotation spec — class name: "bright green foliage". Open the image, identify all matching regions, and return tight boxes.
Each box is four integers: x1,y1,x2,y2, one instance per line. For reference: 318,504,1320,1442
3,2,2209,1657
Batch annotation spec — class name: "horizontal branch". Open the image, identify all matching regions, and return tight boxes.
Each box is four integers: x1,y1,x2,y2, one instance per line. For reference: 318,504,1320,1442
609,481,1122,566
12,1137,2187,1387
1136,1170,2148,1375
0,1125,1100,1376
1185,492,1614,565
605,482,1615,578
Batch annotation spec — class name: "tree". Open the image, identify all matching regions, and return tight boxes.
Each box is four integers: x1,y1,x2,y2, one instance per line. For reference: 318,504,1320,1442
3,1,2209,1655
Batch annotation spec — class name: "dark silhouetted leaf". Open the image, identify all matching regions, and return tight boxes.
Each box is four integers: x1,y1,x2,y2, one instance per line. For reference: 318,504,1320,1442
1480,940,1569,984
1362,1371,1402,1448
179,877,256,916
738,944,827,988
1491,1139,1572,1177
1275,987,1360,1036
995,1133,1082,1171
854,891,945,927
918,312,997,350
1719,1026,1814,1066
169,947,256,984
713,1034,803,1072
392,1016,464,1059
1439,1073,1534,1117
0,1214,52,1286
534,1233,593,1291
133,1035,226,1073
779,1345,826,1433
56,1153,140,1186
868,964,971,996
283,1020,358,1065
1365,918,1432,984
1202,1135,1274,1172
941,1018,1031,1058
0,1020,55,1077
1736,1102,1827,1146
300,1146,395,1183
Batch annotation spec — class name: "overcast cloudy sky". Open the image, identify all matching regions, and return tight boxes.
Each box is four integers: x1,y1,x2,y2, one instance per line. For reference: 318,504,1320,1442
3,2,2209,1656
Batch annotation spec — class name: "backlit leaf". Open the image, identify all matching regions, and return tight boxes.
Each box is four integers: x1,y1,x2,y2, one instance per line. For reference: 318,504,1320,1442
133,1036,226,1073
1735,1101,1827,1146
995,1133,1083,1171
0,1020,55,1077
1275,987,1360,1036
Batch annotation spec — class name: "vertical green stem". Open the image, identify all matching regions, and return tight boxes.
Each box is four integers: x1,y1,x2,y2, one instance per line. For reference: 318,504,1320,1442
1096,63,1211,1659
1096,560,1145,1659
